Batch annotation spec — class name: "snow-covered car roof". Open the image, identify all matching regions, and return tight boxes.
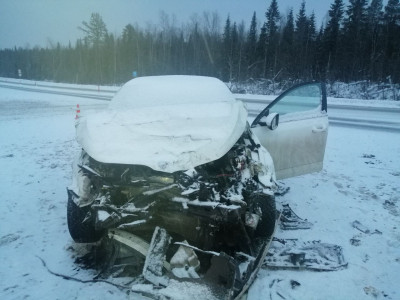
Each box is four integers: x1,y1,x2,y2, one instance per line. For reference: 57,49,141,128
76,76,248,172
110,75,237,108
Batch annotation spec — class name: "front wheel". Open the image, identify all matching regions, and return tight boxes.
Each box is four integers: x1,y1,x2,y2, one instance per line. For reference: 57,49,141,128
248,193,276,238
67,190,104,243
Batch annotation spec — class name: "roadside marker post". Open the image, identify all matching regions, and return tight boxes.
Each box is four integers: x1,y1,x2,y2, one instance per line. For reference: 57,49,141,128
75,104,80,120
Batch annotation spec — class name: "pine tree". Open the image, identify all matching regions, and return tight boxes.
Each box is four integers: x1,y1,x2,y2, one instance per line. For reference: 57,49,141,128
294,1,310,78
246,12,258,78
120,24,138,81
222,16,232,81
78,13,108,83
343,0,369,81
366,0,384,81
231,22,239,80
307,12,318,79
315,24,326,80
383,0,400,81
308,12,317,40
256,23,267,78
264,0,280,78
78,13,108,47
265,0,280,38
295,1,308,40
281,9,295,78
282,9,294,48
323,0,344,80
235,22,246,81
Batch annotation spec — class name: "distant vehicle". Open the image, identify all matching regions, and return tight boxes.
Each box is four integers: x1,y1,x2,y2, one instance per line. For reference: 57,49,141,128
67,76,328,298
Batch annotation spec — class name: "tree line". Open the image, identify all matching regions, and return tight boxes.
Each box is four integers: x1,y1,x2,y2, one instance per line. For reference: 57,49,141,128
0,0,399,85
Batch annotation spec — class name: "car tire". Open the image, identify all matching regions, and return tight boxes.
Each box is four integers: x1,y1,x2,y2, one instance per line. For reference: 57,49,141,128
67,192,104,243
249,193,276,238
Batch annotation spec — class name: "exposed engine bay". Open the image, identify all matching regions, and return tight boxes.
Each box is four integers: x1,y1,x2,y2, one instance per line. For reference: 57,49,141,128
67,126,278,298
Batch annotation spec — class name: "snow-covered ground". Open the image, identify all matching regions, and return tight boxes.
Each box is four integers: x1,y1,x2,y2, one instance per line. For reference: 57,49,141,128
0,86,399,299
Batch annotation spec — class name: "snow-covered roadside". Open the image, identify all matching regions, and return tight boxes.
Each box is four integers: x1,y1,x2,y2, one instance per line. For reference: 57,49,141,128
249,126,400,299
0,89,123,299
0,87,399,299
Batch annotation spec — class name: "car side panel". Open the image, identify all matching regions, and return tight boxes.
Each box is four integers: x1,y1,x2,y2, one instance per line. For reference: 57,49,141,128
252,112,328,180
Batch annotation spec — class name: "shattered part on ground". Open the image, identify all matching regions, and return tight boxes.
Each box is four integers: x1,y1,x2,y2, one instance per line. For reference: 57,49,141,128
279,204,313,230
263,202,348,272
264,239,348,271
351,220,382,235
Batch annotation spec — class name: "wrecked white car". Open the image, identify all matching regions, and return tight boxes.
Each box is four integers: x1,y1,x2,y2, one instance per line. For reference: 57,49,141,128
67,76,328,299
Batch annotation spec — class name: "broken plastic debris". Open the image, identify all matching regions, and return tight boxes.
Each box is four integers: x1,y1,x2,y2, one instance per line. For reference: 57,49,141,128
352,220,382,235
280,204,313,230
170,240,201,279
142,227,171,286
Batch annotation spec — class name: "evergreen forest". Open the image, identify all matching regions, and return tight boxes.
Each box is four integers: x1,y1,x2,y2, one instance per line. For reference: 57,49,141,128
0,0,399,86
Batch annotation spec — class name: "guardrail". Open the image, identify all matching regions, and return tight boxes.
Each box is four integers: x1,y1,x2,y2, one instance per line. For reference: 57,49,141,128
0,78,118,93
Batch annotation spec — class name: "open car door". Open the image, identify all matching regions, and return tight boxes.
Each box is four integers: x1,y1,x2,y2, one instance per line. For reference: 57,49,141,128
251,82,328,180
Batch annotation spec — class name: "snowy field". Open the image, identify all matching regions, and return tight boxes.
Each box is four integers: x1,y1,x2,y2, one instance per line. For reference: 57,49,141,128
0,86,399,300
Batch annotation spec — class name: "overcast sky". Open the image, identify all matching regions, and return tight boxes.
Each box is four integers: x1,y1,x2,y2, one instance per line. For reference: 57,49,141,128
0,0,385,49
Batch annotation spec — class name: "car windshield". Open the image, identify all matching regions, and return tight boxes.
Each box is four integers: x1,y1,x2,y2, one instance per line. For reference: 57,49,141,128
110,75,235,109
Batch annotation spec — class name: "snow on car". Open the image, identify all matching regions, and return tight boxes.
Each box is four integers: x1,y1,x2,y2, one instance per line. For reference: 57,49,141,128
66,75,328,299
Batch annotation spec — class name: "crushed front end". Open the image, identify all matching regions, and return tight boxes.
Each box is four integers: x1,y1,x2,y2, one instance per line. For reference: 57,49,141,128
67,126,278,298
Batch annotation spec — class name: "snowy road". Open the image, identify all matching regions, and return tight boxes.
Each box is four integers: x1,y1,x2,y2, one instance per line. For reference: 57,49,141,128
325,105,400,132
2,78,400,132
0,86,399,300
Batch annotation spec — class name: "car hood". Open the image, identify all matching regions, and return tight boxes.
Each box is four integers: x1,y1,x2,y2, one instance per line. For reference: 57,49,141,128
76,100,248,173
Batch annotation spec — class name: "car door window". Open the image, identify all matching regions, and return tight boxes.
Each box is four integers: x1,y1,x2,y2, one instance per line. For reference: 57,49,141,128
268,83,325,115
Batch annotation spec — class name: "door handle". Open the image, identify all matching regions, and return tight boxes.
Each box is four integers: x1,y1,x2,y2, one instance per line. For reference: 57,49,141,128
312,124,327,133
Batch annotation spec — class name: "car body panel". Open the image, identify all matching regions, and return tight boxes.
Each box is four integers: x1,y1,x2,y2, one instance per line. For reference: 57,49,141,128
252,82,328,180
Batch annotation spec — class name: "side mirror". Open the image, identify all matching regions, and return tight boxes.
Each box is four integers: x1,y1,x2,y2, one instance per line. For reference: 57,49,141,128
264,112,279,130
251,109,279,130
